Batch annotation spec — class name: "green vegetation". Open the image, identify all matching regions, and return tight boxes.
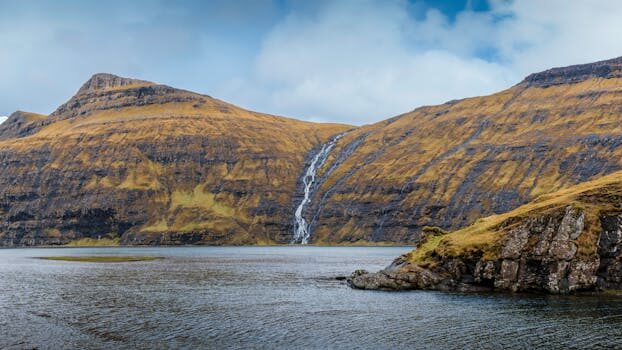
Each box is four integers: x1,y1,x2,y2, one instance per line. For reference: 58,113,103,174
39,256,162,263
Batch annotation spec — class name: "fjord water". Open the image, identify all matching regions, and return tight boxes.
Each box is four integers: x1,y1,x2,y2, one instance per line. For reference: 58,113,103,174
2,247,622,349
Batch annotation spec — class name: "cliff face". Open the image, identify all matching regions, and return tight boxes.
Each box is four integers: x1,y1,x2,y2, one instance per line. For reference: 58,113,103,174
0,74,350,246
308,56,622,244
348,171,622,293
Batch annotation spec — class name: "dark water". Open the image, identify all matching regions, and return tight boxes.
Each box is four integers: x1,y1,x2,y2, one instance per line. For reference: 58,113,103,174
2,247,622,349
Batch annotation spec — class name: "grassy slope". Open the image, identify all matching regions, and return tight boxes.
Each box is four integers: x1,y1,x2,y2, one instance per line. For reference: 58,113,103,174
0,76,351,245
408,170,622,264
311,75,622,242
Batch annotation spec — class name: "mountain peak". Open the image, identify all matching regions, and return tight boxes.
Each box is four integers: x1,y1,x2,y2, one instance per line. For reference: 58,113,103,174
520,56,622,88
0,111,46,140
77,73,154,94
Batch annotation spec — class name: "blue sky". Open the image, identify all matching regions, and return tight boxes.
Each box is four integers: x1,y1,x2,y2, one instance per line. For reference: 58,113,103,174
1,0,622,125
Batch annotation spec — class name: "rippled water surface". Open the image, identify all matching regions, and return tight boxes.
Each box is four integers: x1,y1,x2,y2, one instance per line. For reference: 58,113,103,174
2,246,622,349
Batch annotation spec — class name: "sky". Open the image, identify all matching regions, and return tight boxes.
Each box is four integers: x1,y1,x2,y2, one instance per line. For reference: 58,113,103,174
1,0,622,125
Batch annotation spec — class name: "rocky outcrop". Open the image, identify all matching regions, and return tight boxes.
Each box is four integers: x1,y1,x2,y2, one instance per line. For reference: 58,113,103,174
597,214,622,289
76,73,152,94
349,206,614,293
0,111,46,140
521,56,622,88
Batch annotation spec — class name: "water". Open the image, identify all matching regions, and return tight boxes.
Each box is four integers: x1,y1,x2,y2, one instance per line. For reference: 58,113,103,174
1,246,622,349
293,134,344,244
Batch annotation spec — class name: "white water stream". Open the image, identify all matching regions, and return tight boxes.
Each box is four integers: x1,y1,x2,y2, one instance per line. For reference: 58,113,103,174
292,134,344,244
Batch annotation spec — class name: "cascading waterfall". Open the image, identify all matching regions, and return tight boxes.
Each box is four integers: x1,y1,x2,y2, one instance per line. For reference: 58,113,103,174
292,134,345,244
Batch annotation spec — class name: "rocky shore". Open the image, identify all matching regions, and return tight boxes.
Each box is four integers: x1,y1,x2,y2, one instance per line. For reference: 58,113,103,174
348,171,622,294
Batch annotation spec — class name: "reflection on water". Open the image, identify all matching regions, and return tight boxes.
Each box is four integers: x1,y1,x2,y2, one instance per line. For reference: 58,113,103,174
1,246,622,349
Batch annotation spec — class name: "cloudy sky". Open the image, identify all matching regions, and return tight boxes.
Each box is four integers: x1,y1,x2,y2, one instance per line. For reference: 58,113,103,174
1,0,622,125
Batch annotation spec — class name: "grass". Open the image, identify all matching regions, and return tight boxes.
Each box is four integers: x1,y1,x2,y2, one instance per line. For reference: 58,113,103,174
38,256,162,263
408,170,622,264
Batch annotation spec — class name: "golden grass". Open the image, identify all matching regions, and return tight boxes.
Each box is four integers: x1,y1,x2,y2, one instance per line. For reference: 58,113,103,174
170,185,236,217
409,170,622,263
3,73,622,247
19,111,46,122
140,219,169,233
39,256,161,263
312,76,622,243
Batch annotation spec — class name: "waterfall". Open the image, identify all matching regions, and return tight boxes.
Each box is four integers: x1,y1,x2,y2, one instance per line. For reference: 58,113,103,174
292,133,345,244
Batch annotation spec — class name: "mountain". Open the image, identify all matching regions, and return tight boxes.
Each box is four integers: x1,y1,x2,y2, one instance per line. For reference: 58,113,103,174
307,56,622,244
348,170,622,294
0,74,350,246
2,56,622,247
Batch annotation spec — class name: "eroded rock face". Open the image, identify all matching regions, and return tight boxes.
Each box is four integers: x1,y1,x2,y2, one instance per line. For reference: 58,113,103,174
597,214,622,289
521,56,622,88
349,206,620,294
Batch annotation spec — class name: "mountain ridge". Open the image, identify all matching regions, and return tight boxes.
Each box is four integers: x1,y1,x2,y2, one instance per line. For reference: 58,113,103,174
2,56,622,246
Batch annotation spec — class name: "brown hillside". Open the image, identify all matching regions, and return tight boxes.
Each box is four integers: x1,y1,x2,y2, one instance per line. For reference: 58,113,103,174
0,74,350,246
309,56,622,244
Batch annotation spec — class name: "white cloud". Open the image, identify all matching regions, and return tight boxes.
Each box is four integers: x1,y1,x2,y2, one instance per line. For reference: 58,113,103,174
3,1,622,125
0,116,6,125
219,0,622,125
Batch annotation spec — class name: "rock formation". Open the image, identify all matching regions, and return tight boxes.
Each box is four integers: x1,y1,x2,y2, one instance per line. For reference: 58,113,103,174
349,171,622,293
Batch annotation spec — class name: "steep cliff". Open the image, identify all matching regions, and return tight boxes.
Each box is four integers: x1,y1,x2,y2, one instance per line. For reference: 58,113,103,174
0,74,350,246
348,171,622,293
308,56,622,244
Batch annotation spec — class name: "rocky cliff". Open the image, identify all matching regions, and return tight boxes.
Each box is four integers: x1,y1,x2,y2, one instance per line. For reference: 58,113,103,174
348,171,622,293
307,56,622,244
0,74,350,246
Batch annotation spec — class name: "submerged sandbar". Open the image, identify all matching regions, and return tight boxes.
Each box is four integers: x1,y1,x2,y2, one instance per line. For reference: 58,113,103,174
38,256,162,263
